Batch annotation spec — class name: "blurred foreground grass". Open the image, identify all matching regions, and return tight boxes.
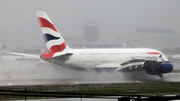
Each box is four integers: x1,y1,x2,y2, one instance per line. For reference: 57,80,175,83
0,82,180,100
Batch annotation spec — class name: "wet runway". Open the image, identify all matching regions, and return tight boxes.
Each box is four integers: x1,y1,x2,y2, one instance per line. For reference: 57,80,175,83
1,73,180,86
0,60,180,86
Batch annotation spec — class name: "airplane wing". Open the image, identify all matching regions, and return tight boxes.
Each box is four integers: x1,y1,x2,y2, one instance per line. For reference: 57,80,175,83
114,59,160,72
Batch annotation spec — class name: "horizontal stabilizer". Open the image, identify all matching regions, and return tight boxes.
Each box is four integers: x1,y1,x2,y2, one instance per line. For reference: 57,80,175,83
10,52,40,59
53,53,73,60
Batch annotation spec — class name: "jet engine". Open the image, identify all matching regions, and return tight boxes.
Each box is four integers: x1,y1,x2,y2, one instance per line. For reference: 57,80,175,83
145,63,173,75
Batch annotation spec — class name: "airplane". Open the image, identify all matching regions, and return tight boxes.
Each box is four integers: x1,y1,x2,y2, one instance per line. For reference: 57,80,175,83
12,11,173,78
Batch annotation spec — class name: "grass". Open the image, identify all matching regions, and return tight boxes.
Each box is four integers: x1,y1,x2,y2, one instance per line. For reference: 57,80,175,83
171,70,180,73
0,82,180,100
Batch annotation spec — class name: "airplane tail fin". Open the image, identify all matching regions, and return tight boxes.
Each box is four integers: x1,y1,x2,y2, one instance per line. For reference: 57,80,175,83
36,11,71,59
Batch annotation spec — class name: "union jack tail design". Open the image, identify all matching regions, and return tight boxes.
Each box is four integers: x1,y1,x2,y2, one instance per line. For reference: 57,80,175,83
36,11,71,60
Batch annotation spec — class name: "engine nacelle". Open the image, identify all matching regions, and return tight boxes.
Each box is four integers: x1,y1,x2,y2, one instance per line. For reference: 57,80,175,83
160,63,173,73
145,63,173,75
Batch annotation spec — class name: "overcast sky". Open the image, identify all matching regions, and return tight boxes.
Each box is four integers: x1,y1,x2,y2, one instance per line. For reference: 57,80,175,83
1,0,180,49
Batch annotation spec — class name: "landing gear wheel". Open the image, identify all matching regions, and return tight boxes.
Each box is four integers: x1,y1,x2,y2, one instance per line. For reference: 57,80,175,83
158,74,163,79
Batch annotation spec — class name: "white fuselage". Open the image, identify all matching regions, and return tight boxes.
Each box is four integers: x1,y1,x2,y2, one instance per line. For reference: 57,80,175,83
49,48,168,69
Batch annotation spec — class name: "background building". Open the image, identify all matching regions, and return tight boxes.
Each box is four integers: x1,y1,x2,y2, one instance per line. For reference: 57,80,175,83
84,20,99,42
135,28,175,49
116,28,177,50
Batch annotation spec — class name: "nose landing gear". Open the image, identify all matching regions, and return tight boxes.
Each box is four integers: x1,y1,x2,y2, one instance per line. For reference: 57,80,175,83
158,73,163,78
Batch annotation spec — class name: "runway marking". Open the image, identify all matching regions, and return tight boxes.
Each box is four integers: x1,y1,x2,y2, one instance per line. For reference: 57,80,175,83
136,81,141,83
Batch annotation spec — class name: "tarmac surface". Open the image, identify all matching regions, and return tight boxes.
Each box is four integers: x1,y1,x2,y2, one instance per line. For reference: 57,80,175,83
0,60,180,86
